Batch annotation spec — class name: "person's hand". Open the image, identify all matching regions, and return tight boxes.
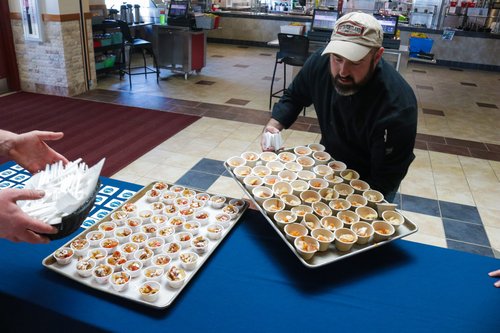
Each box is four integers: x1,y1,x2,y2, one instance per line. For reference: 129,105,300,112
6,130,68,174
0,188,57,244
261,119,284,152
488,269,500,288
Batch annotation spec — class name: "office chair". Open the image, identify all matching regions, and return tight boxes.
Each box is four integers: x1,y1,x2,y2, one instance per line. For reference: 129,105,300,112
116,20,160,89
269,33,310,114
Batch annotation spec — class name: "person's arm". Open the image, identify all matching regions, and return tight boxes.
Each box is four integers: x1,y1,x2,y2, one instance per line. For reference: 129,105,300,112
367,106,418,197
0,130,68,173
0,188,57,243
488,269,500,288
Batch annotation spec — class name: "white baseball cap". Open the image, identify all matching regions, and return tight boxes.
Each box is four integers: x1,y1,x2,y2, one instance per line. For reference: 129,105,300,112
322,12,384,62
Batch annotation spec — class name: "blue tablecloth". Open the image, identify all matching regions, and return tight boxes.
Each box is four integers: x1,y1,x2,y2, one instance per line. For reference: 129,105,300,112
0,175,498,332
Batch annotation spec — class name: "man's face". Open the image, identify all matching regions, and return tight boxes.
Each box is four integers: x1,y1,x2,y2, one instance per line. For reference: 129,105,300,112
329,47,384,96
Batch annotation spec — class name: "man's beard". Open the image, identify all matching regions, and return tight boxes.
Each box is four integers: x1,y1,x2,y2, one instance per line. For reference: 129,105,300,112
333,57,377,96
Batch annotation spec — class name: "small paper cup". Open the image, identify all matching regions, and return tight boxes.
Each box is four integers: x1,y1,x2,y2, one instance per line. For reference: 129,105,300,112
165,266,187,289
337,210,360,227
319,188,339,202
324,173,344,186
363,190,385,208
297,170,316,181
284,223,308,242
272,181,293,197
313,164,333,177
350,179,370,193
262,198,285,216
329,198,351,213
207,223,224,240
312,151,331,165
294,236,319,260
86,231,105,247
252,186,274,205
263,174,280,187
278,170,298,182
233,166,252,180
294,146,312,156
142,265,164,282
301,213,321,231
123,260,143,278
308,143,325,152
311,228,334,251
240,151,260,167
328,160,347,174
284,161,302,172
355,206,378,223
340,169,360,182
296,156,315,170
274,210,298,229
227,156,246,169
382,210,405,230
252,165,272,178
278,151,296,163
179,252,199,271
260,151,278,163
291,205,313,218
139,281,161,302
266,161,285,174
321,216,343,232
76,258,96,278
281,194,301,210
290,180,309,195
312,201,332,218
191,235,209,254
92,264,113,284
346,194,367,210
334,228,358,252
110,271,131,292
308,178,328,191
334,183,355,198
372,220,395,242
351,221,374,245
300,190,321,205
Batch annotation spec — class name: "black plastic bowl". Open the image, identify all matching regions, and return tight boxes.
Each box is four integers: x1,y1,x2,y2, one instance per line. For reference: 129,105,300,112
44,181,101,241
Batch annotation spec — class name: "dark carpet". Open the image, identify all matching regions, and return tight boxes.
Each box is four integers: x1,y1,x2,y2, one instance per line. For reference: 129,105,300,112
0,92,200,176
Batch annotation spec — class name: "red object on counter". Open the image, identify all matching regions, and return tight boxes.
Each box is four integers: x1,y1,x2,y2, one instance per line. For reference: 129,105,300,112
213,16,220,29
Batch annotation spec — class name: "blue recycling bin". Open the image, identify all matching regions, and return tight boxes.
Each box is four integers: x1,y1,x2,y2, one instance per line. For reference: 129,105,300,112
409,37,434,57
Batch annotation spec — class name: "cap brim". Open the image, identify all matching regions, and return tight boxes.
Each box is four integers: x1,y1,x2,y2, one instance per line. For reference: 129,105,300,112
321,40,372,62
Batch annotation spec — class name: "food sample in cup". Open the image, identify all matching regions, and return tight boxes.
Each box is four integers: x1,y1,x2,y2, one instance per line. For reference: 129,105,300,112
278,170,298,182
227,156,246,169
297,170,315,181
284,223,308,242
88,247,107,263
346,194,367,208
92,263,113,284
222,204,239,219
106,250,127,270
311,228,334,251
215,213,231,228
180,252,199,270
274,210,297,229
263,198,285,216
54,247,74,265
313,164,333,177
278,152,296,163
207,223,224,240
321,216,343,231
334,228,358,252
233,166,252,180
319,188,339,202
334,183,354,197
329,198,351,212
302,213,321,231
266,161,285,174
328,160,347,172
340,169,360,182
260,151,278,163
165,265,187,289
123,260,143,278
296,156,315,169
351,221,374,245
284,161,303,173
146,189,161,202
300,190,321,205
291,205,313,217
130,232,148,248
312,201,332,217
139,281,161,302
122,202,138,216
142,224,158,236
294,146,312,156
355,206,378,222
70,238,89,257
337,210,359,226
164,242,181,260
252,166,271,178
308,178,328,190
273,181,293,197
372,221,395,242
152,254,172,268
153,181,169,191
151,214,167,225
308,143,325,152
143,266,164,281
76,258,96,277
382,210,405,229
210,195,227,209
110,271,131,292
240,151,260,166
294,236,319,260
192,235,209,254
350,179,370,193
312,151,331,164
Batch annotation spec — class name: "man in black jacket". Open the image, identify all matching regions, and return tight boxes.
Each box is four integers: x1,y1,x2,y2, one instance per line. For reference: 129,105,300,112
262,12,417,202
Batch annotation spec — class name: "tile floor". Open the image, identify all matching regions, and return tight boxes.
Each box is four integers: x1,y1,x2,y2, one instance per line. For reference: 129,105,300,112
77,42,500,259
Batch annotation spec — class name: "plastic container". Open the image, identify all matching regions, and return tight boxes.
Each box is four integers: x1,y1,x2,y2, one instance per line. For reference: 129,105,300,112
409,37,433,55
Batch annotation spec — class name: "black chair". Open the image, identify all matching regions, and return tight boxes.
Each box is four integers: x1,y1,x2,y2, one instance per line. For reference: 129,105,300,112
269,33,310,113
116,20,160,89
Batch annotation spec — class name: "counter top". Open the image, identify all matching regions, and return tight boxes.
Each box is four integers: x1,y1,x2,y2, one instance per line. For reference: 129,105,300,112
209,10,312,22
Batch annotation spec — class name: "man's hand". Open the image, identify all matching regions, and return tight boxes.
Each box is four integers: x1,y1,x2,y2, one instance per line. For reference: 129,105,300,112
4,130,68,174
261,119,284,152
488,269,500,288
0,188,57,244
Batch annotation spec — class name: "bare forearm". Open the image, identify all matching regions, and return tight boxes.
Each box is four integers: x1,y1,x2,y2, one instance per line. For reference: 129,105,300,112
0,130,17,157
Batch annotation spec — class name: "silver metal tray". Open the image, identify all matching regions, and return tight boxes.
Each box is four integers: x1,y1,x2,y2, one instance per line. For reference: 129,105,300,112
224,151,418,268
43,181,248,309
